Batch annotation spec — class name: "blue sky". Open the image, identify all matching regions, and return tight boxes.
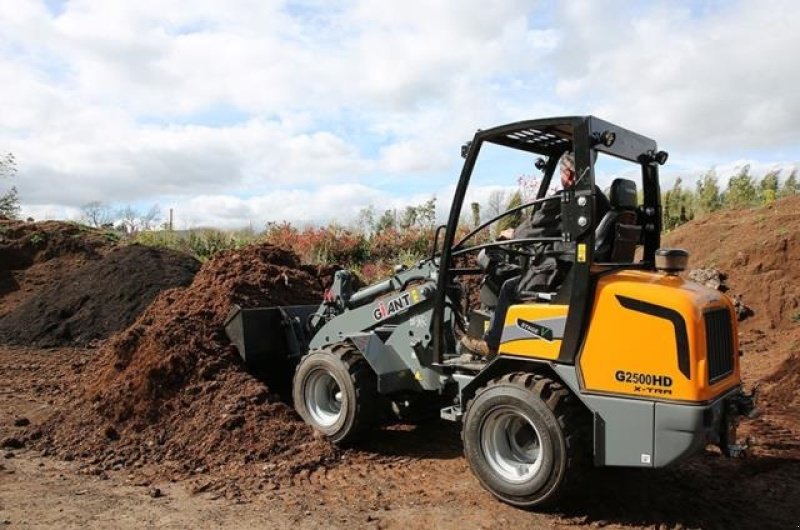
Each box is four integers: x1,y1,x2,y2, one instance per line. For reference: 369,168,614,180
1,0,798,228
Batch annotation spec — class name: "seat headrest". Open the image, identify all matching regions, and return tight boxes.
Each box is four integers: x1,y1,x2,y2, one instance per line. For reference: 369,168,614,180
609,178,637,209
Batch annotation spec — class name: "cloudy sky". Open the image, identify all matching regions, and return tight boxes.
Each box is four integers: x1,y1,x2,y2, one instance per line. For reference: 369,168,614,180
2,0,798,228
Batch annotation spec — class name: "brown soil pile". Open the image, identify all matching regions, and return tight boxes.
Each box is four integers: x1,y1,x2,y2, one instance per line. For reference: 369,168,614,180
664,195,800,334
0,219,111,272
0,244,200,347
663,195,800,412
764,352,800,412
32,244,340,495
0,220,113,315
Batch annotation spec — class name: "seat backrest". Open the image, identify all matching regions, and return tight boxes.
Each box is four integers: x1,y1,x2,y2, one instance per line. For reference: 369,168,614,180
594,178,641,262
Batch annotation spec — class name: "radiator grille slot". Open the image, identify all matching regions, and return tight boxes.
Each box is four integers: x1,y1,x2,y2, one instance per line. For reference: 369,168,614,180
705,308,734,383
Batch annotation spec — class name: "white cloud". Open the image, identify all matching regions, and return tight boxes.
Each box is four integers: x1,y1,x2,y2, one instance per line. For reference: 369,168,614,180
170,183,392,229
1,0,798,227
19,203,82,222
550,0,800,154
379,139,451,173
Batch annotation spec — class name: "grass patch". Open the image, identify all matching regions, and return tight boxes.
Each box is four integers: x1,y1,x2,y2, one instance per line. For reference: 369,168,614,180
29,232,46,246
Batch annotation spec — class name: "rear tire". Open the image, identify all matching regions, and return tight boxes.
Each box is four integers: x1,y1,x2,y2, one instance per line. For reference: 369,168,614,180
462,372,588,508
292,342,381,444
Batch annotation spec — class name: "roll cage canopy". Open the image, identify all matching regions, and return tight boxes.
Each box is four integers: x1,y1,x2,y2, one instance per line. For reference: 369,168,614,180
432,116,667,365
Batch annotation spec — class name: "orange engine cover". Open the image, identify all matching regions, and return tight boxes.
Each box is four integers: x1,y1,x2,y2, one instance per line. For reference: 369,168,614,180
578,270,740,403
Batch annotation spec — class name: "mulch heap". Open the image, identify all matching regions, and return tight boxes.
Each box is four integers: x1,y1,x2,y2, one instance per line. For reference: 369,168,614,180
31,243,341,496
0,220,112,314
0,244,200,347
0,219,110,273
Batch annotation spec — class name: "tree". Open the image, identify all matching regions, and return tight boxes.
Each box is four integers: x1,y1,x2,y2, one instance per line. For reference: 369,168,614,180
780,168,798,197
81,201,114,227
0,153,19,219
486,189,506,237
374,209,396,233
398,198,436,230
497,190,522,232
354,205,376,235
680,189,695,224
759,170,780,204
0,187,19,220
140,204,161,231
517,173,541,201
399,205,417,230
695,169,721,215
724,164,757,208
662,178,694,230
486,190,506,219
117,205,140,235
415,197,436,229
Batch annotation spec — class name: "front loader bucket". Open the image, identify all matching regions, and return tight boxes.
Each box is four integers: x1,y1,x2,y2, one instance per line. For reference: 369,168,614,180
223,304,318,398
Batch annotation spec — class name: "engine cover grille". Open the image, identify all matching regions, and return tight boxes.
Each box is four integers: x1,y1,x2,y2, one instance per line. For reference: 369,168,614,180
705,308,735,384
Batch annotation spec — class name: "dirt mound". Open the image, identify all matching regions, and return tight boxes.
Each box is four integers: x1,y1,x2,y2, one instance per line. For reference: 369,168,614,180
0,244,199,347
32,243,340,495
0,220,115,315
664,195,800,333
0,219,111,272
764,351,800,411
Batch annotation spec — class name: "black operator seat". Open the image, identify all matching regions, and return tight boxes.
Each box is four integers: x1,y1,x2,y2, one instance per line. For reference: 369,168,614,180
594,178,641,262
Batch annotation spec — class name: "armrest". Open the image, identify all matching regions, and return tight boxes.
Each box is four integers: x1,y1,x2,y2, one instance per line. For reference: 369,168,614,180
518,291,556,302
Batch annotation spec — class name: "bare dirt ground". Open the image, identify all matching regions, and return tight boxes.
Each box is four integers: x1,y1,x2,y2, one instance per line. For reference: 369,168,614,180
2,346,799,530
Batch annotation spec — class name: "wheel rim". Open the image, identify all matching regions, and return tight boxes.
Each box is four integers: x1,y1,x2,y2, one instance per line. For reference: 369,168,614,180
304,369,344,427
480,406,544,483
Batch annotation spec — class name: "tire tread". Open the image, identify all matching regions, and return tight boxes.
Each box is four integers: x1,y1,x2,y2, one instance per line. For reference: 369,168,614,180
463,371,590,507
294,341,382,445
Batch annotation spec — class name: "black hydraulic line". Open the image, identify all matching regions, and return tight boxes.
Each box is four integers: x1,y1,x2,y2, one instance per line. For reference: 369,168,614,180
450,237,562,259
430,224,446,261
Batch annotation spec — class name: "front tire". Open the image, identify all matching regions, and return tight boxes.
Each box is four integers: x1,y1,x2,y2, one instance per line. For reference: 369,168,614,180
462,372,588,508
292,343,380,444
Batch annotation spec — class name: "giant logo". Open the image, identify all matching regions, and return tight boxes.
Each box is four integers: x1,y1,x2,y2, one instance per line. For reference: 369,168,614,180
373,292,413,321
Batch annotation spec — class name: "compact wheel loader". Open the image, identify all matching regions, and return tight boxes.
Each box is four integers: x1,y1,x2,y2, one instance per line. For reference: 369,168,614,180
225,116,756,508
